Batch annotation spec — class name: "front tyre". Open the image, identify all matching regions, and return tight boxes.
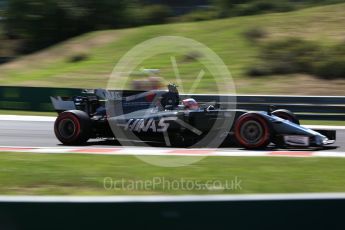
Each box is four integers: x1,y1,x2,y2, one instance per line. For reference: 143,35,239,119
234,113,271,149
54,111,91,145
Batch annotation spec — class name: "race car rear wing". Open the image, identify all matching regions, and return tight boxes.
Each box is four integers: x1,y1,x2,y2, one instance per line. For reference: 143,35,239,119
50,96,76,112
50,88,169,114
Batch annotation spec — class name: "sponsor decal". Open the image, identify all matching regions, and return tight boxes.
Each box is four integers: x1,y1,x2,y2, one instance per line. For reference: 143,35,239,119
123,117,178,133
284,135,309,146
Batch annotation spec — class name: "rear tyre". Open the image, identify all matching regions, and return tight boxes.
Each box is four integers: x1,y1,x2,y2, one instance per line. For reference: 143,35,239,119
234,113,271,149
54,111,91,145
272,109,300,125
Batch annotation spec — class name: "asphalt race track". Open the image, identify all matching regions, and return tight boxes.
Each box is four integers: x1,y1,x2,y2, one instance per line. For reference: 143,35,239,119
0,117,344,152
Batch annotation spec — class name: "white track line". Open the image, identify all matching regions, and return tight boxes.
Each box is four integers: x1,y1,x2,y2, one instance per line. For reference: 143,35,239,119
0,115,56,122
0,146,344,158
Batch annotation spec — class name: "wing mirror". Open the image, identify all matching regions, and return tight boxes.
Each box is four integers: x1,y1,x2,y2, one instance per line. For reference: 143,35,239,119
267,105,277,116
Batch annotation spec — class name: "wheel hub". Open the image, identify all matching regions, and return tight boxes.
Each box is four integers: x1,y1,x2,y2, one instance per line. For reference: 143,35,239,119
240,120,263,144
58,119,76,139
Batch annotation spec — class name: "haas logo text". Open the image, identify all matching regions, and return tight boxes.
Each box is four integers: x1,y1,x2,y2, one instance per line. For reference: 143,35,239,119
123,117,177,133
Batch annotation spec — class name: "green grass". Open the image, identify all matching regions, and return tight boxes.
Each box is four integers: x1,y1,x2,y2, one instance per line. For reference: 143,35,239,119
301,120,345,126
1,152,345,195
0,4,344,95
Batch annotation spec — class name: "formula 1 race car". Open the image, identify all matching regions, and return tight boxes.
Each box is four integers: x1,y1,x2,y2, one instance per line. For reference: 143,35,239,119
51,84,336,149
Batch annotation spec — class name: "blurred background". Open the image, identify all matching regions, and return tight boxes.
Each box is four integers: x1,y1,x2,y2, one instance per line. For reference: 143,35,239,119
0,0,344,94
0,0,345,200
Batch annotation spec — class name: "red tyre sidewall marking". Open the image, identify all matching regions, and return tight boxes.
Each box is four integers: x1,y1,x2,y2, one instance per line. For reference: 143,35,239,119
54,113,81,143
234,114,270,148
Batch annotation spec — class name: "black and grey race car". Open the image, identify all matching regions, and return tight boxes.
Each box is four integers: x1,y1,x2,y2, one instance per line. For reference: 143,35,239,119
51,84,336,149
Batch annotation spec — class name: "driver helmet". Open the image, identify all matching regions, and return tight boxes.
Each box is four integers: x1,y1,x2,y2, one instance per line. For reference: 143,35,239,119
182,98,199,110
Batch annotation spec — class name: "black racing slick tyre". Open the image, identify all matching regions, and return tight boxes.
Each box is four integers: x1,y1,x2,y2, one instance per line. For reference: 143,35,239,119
54,110,91,145
272,109,300,125
234,113,271,149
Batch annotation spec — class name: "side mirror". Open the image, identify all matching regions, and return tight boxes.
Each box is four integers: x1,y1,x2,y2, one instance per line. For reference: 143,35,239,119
206,105,215,112
267,105,277,116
